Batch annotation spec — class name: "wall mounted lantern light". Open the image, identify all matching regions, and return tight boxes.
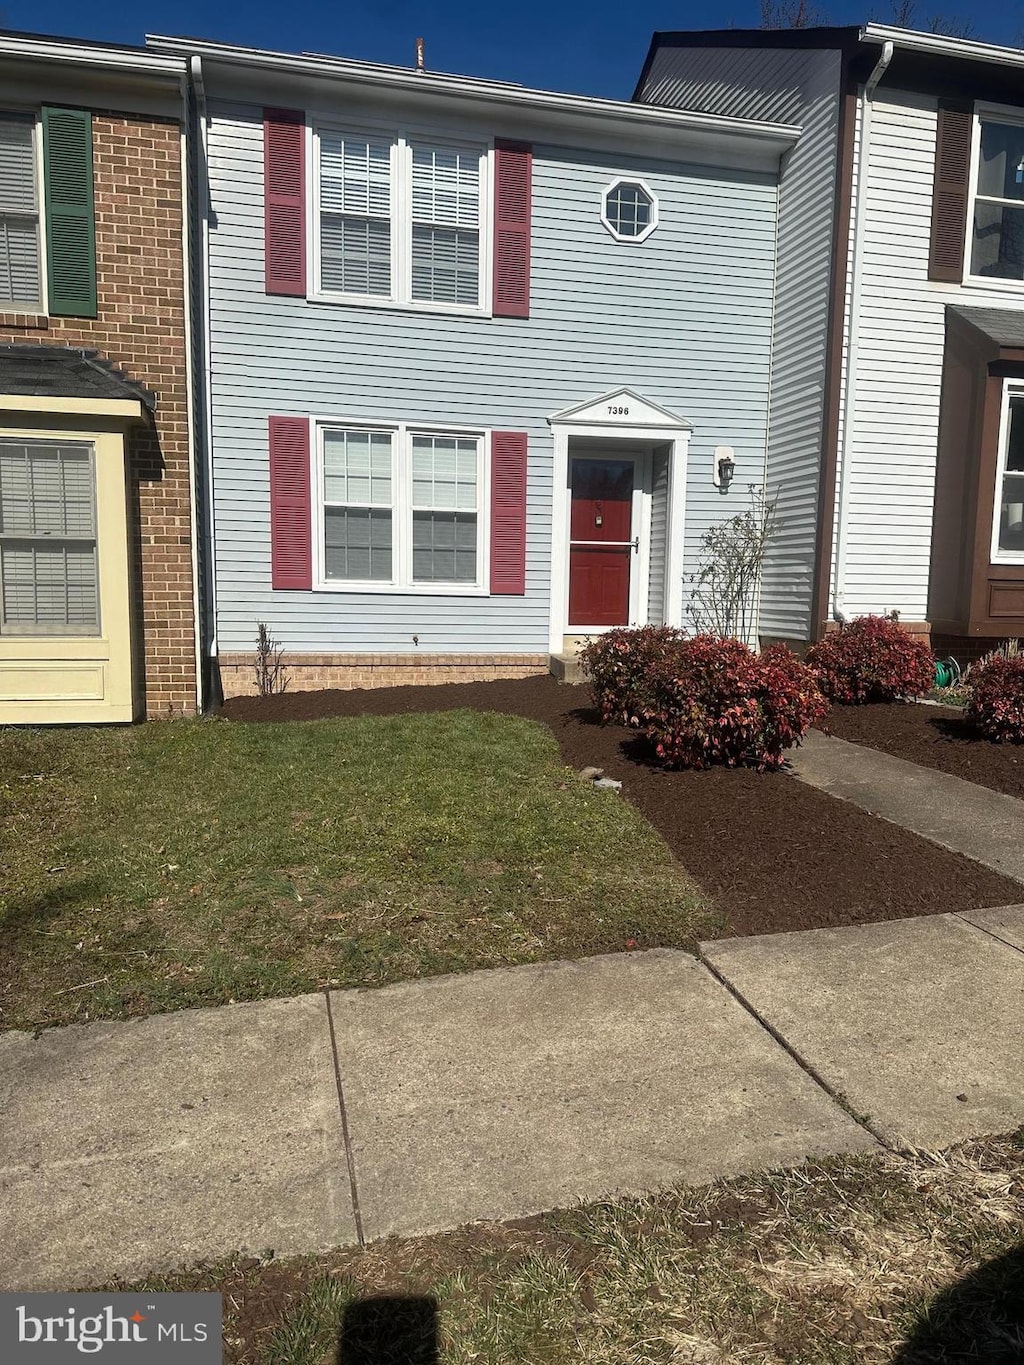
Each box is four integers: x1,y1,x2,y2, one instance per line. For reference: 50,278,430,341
713,445,736,490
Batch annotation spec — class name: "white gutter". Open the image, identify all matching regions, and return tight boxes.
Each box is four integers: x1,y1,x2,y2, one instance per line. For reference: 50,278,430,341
178,67,204,716
148,34,799,151
190,53,219,688
0,33,183,74
833,39,894,623
862,22,1024,70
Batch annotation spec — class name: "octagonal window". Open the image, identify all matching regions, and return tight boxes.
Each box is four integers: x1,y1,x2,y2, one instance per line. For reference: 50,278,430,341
601,179,658,243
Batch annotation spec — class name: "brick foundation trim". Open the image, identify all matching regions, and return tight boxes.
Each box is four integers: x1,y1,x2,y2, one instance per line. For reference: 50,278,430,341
820,619,932,644
217,652,551,697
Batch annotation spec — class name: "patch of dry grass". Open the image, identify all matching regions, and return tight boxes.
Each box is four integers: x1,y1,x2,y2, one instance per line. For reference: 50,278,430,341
128,1133,1024,1364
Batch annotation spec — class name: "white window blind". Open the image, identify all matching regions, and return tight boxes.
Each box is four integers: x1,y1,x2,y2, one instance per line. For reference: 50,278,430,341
0,440,99,634
319,130,392,297
409,143,480,306
0,112,41,308
322,429,394,581
410,434,479,582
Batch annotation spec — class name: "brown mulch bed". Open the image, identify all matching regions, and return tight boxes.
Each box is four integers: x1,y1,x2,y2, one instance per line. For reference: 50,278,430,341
822,702,1024,802
221,677,1020,938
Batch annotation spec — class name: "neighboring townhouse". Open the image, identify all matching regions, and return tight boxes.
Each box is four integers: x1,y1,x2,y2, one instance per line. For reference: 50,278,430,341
637,24,1024,658
147,34,797,695
0,31,198,722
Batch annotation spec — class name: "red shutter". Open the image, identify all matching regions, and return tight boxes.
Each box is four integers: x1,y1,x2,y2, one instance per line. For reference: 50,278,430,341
928,102,972,282
264,108,306,296
493,141,531,318
269,416,312,589
490,431,528,594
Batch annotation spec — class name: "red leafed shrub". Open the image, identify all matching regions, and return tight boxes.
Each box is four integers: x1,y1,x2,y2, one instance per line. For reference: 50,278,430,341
641,636,829,771
805,615,934,704
966,652,1024,742
578,625,687,725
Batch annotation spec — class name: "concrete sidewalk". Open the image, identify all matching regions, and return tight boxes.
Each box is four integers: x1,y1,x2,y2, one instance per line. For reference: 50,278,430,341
3,915,1023,1291
789,729,1024,881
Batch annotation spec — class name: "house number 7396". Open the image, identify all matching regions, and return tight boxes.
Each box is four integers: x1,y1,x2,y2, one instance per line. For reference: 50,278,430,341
607,405,629,415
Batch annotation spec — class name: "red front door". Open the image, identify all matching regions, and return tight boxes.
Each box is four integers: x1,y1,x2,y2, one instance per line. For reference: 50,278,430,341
568,458,634,627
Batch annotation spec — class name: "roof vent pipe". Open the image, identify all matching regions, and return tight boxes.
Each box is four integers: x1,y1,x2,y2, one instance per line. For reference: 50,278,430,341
415,37,425,72
833,39,894,625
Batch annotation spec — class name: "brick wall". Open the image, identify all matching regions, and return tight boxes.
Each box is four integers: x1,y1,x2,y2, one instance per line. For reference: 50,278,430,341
217,653,551,697
0,111,196,718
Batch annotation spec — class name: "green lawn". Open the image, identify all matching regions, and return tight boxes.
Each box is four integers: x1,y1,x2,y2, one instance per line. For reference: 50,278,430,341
0,710,715,1030
128,1134,1024,1365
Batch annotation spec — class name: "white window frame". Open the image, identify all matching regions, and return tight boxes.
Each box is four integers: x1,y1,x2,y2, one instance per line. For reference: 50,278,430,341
965,101,1024,291
0,107,46,314
311,418,491,594
308,115,493,316
600,177,659,244
990,379,1024,564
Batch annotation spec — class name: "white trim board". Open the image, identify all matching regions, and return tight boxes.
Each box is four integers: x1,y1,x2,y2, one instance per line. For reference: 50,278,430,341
547,389,692,653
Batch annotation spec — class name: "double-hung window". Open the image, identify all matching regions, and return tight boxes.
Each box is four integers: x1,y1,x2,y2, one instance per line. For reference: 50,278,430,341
411,434,480,581
318,423,485,589
0,111,41,310
970,115,1024,280
323,428,394,580
0,438,99,635
993,385,1024,560
313,123,487,311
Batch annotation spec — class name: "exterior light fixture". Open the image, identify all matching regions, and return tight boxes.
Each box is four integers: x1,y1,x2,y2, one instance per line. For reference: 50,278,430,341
713,445,736,490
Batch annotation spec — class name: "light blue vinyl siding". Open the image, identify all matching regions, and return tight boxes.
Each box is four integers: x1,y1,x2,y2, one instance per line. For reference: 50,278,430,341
206,98,778,654
647,448,669,624
641,45,844,641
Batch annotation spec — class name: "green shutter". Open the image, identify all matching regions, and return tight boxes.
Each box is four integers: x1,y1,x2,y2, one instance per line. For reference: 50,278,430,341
42,107,96,318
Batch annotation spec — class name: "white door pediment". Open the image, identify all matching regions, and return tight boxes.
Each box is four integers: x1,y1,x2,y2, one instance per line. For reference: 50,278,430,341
548,387,693,431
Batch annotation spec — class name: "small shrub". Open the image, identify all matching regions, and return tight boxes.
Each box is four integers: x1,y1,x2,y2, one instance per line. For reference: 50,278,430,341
806,615,934,704
641,636,828,771
578,626,687,725
966,652,1024,743
254,622,289,696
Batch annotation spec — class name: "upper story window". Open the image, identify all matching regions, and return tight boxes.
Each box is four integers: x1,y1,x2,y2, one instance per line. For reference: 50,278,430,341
312,122,488,312
601,179,658,243
0,111,41,309
970,117,1024,281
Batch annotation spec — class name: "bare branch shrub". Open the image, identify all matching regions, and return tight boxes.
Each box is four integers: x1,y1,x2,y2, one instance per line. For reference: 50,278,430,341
254,622,289,697
687,488,778,645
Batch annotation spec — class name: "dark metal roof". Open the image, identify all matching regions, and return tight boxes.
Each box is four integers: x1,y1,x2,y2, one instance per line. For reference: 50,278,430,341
0,345,156,410
948,305,1024,349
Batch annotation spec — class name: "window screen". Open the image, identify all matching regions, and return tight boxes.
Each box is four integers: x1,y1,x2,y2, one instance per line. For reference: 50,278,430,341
998,394,1024,554
319,131,392,297
411,434,479,582
322,429,393,581
0,112,41,308
0,440,98,634
409,143,481,306
972,121,1024,280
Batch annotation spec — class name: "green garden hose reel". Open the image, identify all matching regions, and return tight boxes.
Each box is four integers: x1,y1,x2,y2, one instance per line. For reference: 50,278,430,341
933,657,962,689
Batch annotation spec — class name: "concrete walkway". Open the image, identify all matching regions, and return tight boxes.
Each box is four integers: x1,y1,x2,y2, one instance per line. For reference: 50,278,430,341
790,729,1024,881
4,913,1024,1291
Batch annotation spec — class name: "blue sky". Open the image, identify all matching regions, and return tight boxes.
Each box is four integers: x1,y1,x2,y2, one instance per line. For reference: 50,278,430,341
4,0,1023,100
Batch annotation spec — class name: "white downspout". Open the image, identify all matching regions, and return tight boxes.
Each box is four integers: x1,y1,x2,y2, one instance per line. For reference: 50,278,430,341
190,53,219,689
833,40,893,623
179,68,203,715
